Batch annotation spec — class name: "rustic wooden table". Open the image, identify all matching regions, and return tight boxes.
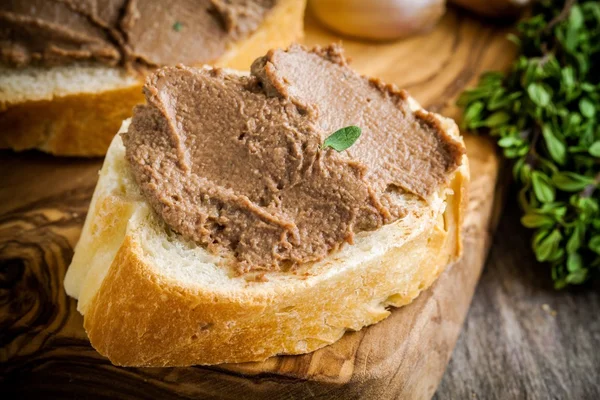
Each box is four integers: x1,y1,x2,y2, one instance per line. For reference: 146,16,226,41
436,192,600,400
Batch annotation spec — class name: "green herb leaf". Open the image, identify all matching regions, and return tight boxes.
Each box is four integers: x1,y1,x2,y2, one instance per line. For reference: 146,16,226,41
462,101,484,127
322,126,362,152
579,98,595,118
521,213,555,228
589,236,600,254
566,269,587,284
527,83,551,107
483,111,511,127
566,223,583,253
569,5,584,31
532,171,555,203
542,124,566,165
498,136,522,148
552,171,595,191
173,21,183,32
507,33,521,46
534,229,562,262
567,252,583,272
589,141,600,157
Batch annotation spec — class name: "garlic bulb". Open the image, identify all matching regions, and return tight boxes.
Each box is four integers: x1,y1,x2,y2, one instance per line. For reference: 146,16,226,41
449,0,531,17
309,0,447,41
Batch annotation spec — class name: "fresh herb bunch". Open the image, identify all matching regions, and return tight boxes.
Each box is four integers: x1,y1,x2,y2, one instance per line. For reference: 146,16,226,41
458,0,600,288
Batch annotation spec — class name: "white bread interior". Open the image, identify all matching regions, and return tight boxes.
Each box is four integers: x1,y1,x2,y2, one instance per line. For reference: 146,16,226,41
0,0,306,155
64,95,469,367
0,65,140,106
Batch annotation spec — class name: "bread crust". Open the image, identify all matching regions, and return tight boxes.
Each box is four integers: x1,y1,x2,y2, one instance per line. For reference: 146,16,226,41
71,128,468,366
63,84,469,366
0,85,144,156
0,0,306,156
81,164,467,367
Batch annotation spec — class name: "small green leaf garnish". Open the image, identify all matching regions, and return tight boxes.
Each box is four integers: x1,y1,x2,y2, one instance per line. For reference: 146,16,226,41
173,21,183,32
322,126,361,152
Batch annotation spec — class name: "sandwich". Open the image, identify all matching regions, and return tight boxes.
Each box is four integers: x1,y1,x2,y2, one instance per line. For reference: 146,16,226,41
64,44,469,367
0,0,305,156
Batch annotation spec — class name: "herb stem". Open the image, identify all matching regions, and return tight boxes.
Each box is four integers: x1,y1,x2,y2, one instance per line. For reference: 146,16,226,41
537,44,555,67
525,125,541,168
544,0,576,33
581,172,600,198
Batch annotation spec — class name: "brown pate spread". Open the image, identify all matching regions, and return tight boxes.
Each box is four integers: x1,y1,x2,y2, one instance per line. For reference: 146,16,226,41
0,0,276,68
122,44,466,273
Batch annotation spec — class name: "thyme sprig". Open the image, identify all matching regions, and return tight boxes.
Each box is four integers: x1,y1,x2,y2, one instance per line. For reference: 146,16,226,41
458,0,600,288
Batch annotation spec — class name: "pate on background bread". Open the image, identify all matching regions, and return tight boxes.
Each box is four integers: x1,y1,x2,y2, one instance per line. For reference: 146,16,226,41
64,44,469,367
0,0,306,156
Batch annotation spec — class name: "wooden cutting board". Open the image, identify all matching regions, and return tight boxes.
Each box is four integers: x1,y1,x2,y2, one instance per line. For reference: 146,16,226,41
0,9,514,400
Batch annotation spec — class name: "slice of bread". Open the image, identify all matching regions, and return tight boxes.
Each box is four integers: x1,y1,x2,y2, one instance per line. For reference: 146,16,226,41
0,0,305,156
64,92,469,367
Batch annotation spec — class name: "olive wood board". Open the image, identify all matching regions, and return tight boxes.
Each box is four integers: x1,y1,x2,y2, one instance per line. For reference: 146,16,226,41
0,8,514,400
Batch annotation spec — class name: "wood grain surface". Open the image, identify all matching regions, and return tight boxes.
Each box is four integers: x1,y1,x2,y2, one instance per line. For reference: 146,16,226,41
1,8,518,399
435,191,600,400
